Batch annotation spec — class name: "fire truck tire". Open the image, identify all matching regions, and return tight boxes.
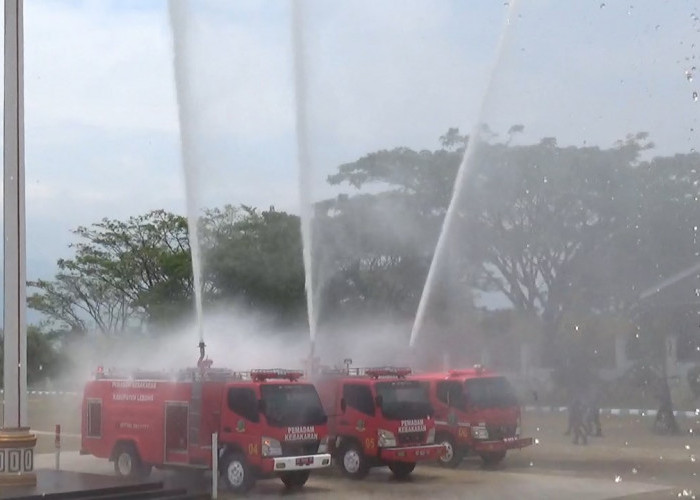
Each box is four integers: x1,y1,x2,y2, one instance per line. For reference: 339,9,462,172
338,442,369,479
113,443,150,478
220,452,256,493
388,461,415,479
280,470,310,489
436,434,463,468
480,450,506,467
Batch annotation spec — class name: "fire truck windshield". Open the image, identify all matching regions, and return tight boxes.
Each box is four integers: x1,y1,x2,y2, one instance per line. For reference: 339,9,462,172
375,380,433,420
464,376,518,409
260,383,328,427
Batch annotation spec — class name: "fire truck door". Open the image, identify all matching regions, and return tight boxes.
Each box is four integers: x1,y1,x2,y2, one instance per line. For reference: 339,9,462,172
164,402,189,464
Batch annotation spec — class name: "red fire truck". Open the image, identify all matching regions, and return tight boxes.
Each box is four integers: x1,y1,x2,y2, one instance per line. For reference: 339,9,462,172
312,365,445,480
81,363,332,493
411,365,532,468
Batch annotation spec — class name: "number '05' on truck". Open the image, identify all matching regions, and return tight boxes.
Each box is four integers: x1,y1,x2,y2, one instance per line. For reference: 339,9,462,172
311,366,446,480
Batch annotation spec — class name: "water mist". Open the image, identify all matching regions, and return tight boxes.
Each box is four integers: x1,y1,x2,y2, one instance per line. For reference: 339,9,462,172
169,0,205,346
409,0,521,348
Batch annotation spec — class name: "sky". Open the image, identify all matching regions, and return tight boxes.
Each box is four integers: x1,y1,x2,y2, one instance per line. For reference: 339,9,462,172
2,0,700,322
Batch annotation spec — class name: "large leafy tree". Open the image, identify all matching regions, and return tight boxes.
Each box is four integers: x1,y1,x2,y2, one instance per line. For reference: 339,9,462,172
29,210,193,333
202,205,306,324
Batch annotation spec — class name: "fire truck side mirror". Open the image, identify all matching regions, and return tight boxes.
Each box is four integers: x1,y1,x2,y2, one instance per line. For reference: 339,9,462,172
258,399,267,414
340,398,347,413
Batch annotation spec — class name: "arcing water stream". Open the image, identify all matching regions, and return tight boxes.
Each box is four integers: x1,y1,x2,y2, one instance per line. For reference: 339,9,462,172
409,0,521,348
168,0,205,346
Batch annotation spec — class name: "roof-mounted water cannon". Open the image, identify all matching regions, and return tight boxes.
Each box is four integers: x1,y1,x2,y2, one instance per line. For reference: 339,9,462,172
250,369,304,382
364,367,412,379
197,341,206,366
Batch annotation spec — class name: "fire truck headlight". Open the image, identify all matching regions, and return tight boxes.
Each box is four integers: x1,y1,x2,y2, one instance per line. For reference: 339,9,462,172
318,436,329,453
426,428,435,444
377,429,397,448
472,426,489,440
262,436,282,457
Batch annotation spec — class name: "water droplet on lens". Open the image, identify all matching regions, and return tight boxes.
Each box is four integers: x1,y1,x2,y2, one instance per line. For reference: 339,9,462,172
535,438,540,444
686,444,691,450
688,70,695,82
632,467,638,474
615,475,622,483
600,2,606,8
529,461,533,467
694,91,699,101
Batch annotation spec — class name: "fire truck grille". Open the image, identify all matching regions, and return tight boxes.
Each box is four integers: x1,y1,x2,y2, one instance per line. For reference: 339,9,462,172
282,441,319,457
398,432,425,446
487,425,516,440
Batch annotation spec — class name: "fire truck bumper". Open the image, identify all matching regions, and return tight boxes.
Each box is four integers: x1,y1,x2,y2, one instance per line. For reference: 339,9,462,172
265,453,332,473
473,437,533,453
379,444,446,463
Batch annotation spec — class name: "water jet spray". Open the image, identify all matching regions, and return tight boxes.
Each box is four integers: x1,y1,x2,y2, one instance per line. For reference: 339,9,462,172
292,0,319,347
409,0,521,348
169,0,206,349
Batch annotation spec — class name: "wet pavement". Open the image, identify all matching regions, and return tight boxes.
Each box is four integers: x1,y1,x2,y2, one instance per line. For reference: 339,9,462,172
22,411,700,498
0,469,168,499
30,451,673,499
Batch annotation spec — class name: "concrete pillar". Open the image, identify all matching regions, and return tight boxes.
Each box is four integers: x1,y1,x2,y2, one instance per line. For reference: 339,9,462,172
520,342,532,375
614,332,628,375
1,0,36,486
665,335,679,378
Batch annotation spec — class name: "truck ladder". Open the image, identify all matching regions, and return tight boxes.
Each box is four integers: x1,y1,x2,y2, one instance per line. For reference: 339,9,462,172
188,380,202,446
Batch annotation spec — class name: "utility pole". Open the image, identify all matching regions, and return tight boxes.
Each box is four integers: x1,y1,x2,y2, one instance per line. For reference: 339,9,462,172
0,0,36,486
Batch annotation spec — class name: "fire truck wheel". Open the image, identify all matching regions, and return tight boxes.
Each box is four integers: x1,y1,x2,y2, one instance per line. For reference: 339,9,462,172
113,444,149,478
280,470,310,489
221,452,255,493
480,450,506,467
338,442,369,479
436,434,462,468
388,461,415,479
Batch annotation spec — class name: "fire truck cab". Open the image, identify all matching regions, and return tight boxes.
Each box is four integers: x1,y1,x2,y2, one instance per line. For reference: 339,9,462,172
411,366,532,468
312,366,444,480
81,365,331,494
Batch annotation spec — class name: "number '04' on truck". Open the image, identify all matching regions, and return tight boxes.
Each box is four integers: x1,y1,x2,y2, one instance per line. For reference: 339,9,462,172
81,365,332,494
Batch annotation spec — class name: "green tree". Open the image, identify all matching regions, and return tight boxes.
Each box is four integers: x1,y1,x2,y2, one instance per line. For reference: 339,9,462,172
29,210,193,333
202,205,307,324
0,326,63,387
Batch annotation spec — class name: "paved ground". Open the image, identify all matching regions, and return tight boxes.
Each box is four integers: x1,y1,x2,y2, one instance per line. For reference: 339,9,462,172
34,451,673,499
27,404,700,498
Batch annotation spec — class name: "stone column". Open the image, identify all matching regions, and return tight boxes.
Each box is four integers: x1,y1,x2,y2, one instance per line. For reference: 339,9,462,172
614,332,628,375
1,0,36,486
